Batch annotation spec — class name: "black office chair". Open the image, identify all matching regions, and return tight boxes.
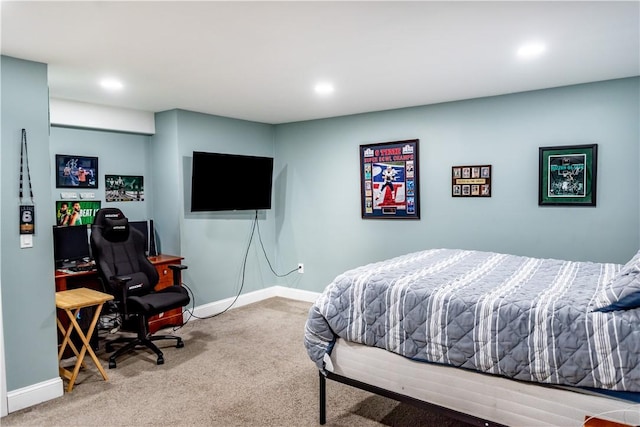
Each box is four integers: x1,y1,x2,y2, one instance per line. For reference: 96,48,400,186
90,208,190,369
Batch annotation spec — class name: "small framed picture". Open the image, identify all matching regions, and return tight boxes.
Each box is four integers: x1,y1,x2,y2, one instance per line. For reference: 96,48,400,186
105,175,145,202
452,164,491,197
55,154,98,188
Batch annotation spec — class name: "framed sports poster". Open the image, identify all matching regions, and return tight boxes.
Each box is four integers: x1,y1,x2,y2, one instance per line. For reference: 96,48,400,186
452,165,491,197
360,139,419,219
55,154,98,188
105,175,144,202
55,200,101,226
538,144,597,206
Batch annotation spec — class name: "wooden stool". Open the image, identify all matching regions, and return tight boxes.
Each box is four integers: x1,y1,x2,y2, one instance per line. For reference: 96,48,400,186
56,287,114,392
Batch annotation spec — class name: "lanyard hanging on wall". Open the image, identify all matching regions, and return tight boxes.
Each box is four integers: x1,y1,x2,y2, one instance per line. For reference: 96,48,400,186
19,128,35,237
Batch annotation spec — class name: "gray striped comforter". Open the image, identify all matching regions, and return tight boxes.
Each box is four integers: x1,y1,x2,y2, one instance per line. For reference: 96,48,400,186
304,249,640,392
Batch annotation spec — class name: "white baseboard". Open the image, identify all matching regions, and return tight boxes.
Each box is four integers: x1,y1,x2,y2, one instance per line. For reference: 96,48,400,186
7,377,63,414
187,285,320,319
273,286,321,303
4,286,319,415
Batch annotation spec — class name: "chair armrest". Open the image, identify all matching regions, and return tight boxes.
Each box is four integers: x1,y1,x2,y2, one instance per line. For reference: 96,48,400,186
111,275,132,285
110,275,133,316
168,264,187,287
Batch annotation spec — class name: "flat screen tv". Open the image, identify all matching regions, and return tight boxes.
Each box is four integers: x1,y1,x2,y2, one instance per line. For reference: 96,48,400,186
191,151,274,212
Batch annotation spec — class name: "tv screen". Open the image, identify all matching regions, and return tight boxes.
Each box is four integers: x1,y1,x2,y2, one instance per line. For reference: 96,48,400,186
191,151,274,212
52,225,91,268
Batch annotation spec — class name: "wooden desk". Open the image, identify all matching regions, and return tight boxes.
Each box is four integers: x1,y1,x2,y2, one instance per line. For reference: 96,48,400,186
56,288,114,392
54,254,184,334
146,255,186,332
54,268,98,292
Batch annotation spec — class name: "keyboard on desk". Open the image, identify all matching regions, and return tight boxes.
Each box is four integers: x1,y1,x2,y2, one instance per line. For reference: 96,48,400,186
68,264,95,272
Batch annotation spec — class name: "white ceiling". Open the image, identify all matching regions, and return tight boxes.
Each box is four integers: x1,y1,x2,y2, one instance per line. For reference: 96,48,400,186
2,1,639,124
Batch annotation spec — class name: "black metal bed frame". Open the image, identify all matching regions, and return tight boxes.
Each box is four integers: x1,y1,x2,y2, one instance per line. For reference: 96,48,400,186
318,370,507,426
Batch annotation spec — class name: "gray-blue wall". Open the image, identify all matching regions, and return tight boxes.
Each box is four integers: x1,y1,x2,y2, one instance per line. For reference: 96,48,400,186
1,54,638,404
1,56,58,391
50,127,152,222
150,110,182,256
49,112,280,319
274,78,640,292
152,110,277,305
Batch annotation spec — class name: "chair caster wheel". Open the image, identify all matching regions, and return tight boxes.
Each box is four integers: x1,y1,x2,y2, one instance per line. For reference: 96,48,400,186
109,360,116,369
176,340,184,348
157,356,165,365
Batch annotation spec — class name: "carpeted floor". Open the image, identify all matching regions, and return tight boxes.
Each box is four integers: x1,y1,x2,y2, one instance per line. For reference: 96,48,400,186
2,297,473,426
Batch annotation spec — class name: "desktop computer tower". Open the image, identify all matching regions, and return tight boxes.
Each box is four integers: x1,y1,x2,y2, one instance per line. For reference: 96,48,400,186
149,219,158,256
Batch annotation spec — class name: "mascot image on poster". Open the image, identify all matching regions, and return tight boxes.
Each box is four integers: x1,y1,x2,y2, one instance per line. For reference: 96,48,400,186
373,163,405,208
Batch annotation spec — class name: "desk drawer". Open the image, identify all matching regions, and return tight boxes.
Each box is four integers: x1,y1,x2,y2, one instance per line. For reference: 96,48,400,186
154,262,179,290
150,259,184,333
148,308,182,333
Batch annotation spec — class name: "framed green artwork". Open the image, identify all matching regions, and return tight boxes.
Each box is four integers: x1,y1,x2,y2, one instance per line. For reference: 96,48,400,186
538,144,597,206
55,200,101,226
105,175,144,202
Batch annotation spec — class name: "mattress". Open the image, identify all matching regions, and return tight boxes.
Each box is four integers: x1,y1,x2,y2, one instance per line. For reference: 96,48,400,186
326,338,640,426
305,248,640,392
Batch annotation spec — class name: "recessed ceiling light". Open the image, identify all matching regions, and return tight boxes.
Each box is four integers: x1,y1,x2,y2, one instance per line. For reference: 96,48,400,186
314,82,334,95
517,42,546,59
100,78,124,91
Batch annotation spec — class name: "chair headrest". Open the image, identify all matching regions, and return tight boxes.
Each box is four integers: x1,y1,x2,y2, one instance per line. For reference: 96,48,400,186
93,208,130,242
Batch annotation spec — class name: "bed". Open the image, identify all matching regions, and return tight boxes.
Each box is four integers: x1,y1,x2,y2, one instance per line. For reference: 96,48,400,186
304,248,640,426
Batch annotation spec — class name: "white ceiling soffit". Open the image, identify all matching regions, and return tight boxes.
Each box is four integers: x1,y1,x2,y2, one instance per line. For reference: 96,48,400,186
50,99,156,135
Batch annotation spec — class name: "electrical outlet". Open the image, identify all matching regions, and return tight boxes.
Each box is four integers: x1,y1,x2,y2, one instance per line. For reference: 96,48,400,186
298,263,304,274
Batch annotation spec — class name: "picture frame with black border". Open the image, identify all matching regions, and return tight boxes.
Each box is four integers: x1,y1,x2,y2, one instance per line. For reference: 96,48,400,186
452,164,491,197
105,175,144,202
55,154,98,189
538,144,597,207
360,139,420,219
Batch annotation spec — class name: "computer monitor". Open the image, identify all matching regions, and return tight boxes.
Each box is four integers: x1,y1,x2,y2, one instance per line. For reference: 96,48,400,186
52,225,91,268
129,220,157,256
129,220,149,255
